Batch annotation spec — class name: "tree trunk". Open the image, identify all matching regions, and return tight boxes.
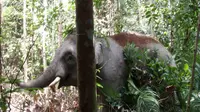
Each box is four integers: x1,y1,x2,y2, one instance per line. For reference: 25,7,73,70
76,0,97,111
58,0,62,46
42,0,47,70
42,0,49,96
186,14,200,112
168,0,174,52
137,0,141,26
23,0,28,82
0,0,2,93
0,0,2,77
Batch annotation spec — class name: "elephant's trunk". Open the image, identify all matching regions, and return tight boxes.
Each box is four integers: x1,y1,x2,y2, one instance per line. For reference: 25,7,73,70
19,65,56,88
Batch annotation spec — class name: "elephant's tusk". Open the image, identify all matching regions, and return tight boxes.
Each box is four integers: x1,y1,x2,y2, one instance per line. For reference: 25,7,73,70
49,77,61,87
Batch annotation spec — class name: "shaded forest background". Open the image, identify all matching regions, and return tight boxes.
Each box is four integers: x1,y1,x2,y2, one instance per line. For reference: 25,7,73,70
0,0,199,111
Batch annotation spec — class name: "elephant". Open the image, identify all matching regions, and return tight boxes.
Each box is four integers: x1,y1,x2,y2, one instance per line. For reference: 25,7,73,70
19,30,176,111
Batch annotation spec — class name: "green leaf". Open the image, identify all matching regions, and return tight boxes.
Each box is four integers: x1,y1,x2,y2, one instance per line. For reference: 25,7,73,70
184,64,189,72
0,101,7,111
96,82,103,88
100,84,120,100
127,79,139,94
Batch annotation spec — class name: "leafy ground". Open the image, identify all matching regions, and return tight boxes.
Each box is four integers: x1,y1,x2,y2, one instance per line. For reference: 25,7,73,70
1,86,78,112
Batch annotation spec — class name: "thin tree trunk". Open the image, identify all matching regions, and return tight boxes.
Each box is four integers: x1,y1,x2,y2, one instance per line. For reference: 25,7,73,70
168,0,174,52
186,14,200,112
108,0,114,35
42,0,47,70
76,0,97,111
42,0,49,97
58,0,62,46
0,0,2,93
51,21,56,53
137,0,141,26
31,0,34,66
184,29,190,45
170,27,174,52
23,0,28,82
58,22,62,45
0,0,2,77
150,0,155,36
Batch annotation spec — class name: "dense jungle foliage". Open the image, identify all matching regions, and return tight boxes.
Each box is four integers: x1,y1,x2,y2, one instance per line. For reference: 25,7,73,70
0,0,199,111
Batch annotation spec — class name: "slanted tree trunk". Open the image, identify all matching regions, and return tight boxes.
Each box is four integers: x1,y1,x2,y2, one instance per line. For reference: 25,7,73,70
76,0,97,111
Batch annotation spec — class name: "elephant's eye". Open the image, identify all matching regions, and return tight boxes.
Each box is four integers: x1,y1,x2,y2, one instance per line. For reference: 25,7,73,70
64,52,76,65
67,55,73,61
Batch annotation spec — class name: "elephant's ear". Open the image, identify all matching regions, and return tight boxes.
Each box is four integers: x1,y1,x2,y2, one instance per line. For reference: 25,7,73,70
95,42,103,64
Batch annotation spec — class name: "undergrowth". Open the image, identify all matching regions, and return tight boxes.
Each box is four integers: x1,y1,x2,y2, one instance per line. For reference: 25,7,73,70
104,43,200,112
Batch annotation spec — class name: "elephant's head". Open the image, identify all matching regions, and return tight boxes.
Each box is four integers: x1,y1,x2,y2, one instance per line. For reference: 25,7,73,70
19,32,79,88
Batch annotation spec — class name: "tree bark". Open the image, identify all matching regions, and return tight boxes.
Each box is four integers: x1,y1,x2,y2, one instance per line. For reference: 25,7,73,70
76,0,97,111
0,0,2,93
23,0,28,82
42,0,47,70
0,0,2,77
58,0,62,46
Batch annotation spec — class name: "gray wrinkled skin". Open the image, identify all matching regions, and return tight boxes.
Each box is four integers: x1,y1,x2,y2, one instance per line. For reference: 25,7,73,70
19,32,128,93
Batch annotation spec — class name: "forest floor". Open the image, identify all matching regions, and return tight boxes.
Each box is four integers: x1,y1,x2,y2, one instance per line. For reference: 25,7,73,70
8,87,78,112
